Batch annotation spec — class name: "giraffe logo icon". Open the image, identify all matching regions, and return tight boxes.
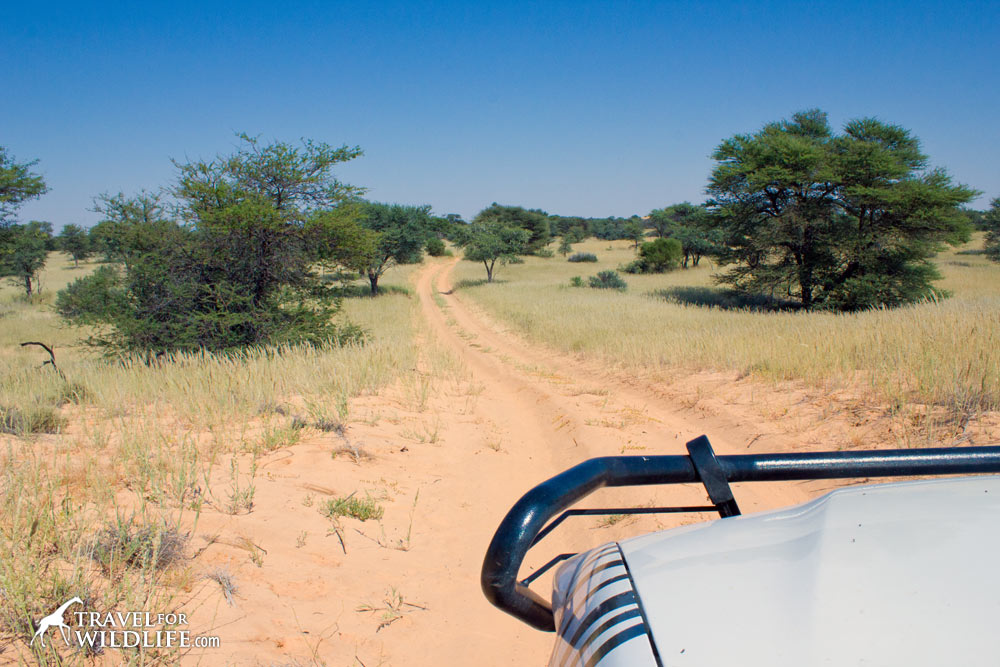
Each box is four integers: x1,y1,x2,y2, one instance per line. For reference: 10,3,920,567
30,597,82,647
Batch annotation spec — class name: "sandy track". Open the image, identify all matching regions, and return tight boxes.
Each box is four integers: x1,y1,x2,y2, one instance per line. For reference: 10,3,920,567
186,258,820,665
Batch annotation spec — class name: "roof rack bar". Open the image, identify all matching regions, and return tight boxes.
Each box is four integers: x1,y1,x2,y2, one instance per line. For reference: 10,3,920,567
482,438,1000,631
529,505,719,548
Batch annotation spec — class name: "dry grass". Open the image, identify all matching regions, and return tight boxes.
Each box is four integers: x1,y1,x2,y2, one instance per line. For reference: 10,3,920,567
454,234,1000,418
0,255,424,663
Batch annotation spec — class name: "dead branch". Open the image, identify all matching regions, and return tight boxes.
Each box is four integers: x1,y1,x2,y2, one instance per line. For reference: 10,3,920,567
20,341,67,381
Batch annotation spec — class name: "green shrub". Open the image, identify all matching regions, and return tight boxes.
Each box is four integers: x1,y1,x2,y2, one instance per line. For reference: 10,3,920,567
569,276,584,287
534,248,554,258
621,238,683,274
568,252,598,263
425,237,447,256
588,270,627,290
641,238,683,271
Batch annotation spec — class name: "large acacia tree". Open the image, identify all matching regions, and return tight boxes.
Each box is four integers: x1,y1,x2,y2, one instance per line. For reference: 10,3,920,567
707,110,977,310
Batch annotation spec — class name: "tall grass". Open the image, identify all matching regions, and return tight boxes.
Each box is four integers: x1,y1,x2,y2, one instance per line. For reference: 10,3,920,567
454,235,1000,415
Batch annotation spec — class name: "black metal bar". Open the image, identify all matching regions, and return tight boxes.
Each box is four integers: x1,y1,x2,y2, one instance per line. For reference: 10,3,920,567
530,505,719,548
520,553,576,586
686,435,741,517
481,438,1000,631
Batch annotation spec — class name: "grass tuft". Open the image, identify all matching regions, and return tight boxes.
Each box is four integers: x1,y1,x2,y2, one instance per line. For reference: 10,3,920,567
320,494,384,521
91,518,188,575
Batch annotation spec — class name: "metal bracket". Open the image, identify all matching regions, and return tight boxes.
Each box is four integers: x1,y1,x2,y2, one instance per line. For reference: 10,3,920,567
686,435,741,517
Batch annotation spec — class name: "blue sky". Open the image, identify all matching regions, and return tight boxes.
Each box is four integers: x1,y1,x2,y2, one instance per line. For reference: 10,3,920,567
3,0,998,227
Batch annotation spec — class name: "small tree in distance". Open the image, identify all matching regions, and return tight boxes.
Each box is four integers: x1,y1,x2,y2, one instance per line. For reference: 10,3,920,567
558,235,572,256
1,222,50,296
354,202,431,295
59,224,92,267
472,203,550,255
462,217,529,282
984,197,1000,263
624,220,644,250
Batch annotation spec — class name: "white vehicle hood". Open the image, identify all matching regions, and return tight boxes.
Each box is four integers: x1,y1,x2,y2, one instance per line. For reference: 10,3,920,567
619,476,1000,666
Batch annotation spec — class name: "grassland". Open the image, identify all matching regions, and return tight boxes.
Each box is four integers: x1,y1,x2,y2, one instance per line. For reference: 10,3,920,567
453,235,1000,421
0,253,423,663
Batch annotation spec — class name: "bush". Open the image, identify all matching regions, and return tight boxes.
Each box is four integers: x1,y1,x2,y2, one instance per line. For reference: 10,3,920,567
620,259,644,274
425,237,447,256
569,276,584,288
588,270,627,290
568,252,598,263
621,238,683,274
534,248,554,258
640,238,683,271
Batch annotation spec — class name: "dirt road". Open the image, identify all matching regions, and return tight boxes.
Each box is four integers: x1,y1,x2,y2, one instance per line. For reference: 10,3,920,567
189,257,819,665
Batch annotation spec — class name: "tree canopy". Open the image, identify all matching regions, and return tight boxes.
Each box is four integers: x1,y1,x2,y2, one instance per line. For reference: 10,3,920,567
473,204,550,254
1,221,50,296
647,203,720,267
707,110,977,310
461,217,529,282
0,147,48,224
58,224,92,266
354,202,432,295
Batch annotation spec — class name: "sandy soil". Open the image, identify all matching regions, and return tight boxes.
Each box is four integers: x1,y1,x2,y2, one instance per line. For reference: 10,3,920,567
176,257,977,665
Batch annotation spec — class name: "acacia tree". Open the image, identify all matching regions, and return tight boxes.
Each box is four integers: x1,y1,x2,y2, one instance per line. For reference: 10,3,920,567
707,110,977,310
472,204,550,254
88,191,169,262
462,217,529,282
624,221,645,250
59,224,92,266
558,235,573,256
355,202,431,295
648,203,720,267
1,147,48,224
57,134,369,352
1,222,50,296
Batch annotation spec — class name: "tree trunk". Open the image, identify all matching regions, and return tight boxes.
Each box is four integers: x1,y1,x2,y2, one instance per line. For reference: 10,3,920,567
798,264,814,309
23,275,32,297
368,272,379,296
484,260,494,282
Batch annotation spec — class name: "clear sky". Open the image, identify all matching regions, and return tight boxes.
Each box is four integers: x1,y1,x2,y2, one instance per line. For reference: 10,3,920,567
3,0,998,228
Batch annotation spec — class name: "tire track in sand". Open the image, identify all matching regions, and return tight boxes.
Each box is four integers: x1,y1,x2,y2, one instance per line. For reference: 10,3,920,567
405,257,818,662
